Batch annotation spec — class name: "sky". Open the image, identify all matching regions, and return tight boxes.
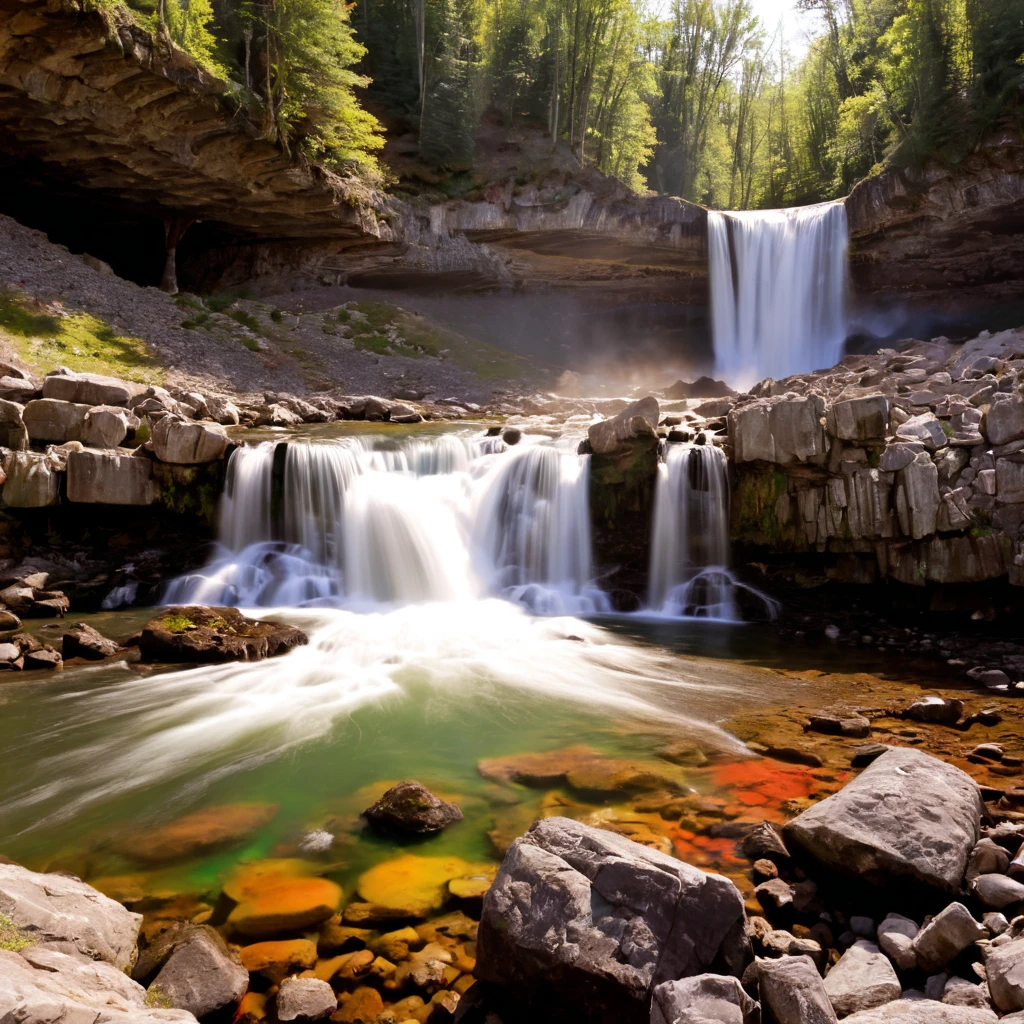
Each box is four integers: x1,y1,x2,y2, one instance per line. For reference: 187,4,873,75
748,0,825,59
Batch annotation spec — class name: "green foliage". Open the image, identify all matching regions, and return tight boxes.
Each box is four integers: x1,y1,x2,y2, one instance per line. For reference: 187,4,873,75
205,294,236,313
164,0,225,75
270,308,285,322
181,312,211,329
227,308,261,331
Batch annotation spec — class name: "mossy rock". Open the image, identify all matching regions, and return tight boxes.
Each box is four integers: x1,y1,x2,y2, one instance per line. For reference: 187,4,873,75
138,605,308,663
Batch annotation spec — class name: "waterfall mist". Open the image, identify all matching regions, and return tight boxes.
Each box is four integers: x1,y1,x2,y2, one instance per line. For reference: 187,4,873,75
709,201,849,388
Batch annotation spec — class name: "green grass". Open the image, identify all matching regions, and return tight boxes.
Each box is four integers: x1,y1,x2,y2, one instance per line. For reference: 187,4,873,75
0,915,34,953
353,334,392,354
227,309,261,332
270,308,285,323
337,309,351,323
238,336,261,352
181,312,210,330
0,291,165,384
144,988,174,1009
174,294,203,311
205,294,236,313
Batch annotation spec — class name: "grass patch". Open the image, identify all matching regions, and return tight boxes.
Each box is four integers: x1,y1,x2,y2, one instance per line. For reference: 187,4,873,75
181,312,211,330
0,915,34,953
351,300,398,332
162,614,196,633
144,987,174,1010
0,291,164,383
238,336,261,352
337,309,351,323
227,309,261,332
204,294,236,313
270,308,285,323
174,294,203,311
353,334,393,354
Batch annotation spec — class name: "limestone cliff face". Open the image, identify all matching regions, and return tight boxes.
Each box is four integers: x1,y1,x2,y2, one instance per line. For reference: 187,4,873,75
846,133,1024,297
0,0,393,243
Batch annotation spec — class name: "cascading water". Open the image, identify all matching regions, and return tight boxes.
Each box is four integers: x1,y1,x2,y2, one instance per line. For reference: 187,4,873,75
648,443,778,621
708,201,849,387
165,434,607,614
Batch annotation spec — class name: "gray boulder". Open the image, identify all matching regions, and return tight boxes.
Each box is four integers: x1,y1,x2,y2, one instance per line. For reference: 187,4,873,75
876,914,918,971
986,936,1024,1012
0,376,40,403
782,748,981,892
476,816,749,1023
62,623,121,661
941,976,992,1009
0,947,198,1023
67,449,156,505
0,863,141,970
81,405,134,448
822,940,900,1018
151,417,231,464
730,394,827,464
895,452,939,539
842,999,997,1022
0,398,28,450
757,954,837,1024
205,395,241,426
23,398,90,443
984,394,1024,446
972,873,1024,909
147,926,247,1018
276,976,337,1021
42,370,131,407
828,395,889,443
651,974,759,1024
912,903,987,973
2,452,61,507
894,412,947,450
588,397,660,456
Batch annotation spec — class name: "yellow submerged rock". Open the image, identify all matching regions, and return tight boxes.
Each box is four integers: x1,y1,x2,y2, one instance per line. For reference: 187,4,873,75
355,854,495,919
223,858,342,939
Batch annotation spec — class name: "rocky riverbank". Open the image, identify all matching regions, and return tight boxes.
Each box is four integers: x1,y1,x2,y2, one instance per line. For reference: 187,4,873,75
6,665,1024,1023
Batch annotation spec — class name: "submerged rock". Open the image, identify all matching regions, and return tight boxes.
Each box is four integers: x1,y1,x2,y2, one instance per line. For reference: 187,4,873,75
783,748,982,892
362,781,463,836
138,605,307,663
476,816,748,1024
61,622,122,660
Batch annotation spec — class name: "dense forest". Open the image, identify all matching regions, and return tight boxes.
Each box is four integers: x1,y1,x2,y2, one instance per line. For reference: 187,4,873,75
125,0,1023,207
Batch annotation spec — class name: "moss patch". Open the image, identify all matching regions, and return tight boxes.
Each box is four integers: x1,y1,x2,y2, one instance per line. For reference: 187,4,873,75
0,915,34,953
161,613,196,633
0,291,164,383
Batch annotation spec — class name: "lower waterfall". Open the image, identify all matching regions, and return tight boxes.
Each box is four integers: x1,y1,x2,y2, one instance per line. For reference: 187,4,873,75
648,443,777,621
164,435,608,615
708,201,848,387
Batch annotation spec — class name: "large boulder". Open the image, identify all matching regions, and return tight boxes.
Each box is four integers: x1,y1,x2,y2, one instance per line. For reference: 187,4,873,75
67,449,156,505
81,405,134,448
42,370,131,407
730,394,827,464
363,781,463,836
984,394,1024,446
23,398,91,443
827,395,889,443
62,622,122,660
651,974,759,1024
0,376,40,403
138,606,308,663
476,816,749,1024
276,976,337,1021
0,947,198,1023
147,926,248,1018
894,452,939,539
151,416,231,464
782,748,981,893
206,395,241,426
1,451,60,507
588,397,660,456
0,863,141,970
0,398,28,450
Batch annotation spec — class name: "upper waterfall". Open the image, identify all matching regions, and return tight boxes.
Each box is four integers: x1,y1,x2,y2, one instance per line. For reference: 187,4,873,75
708,201,848,388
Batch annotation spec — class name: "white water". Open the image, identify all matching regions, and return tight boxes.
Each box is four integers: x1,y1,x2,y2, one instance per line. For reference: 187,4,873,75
708,201,848,388
164,434,608,615
648,443,778,621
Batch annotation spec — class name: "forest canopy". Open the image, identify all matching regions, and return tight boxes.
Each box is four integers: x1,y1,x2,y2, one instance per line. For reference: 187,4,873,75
128,0,1024,207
